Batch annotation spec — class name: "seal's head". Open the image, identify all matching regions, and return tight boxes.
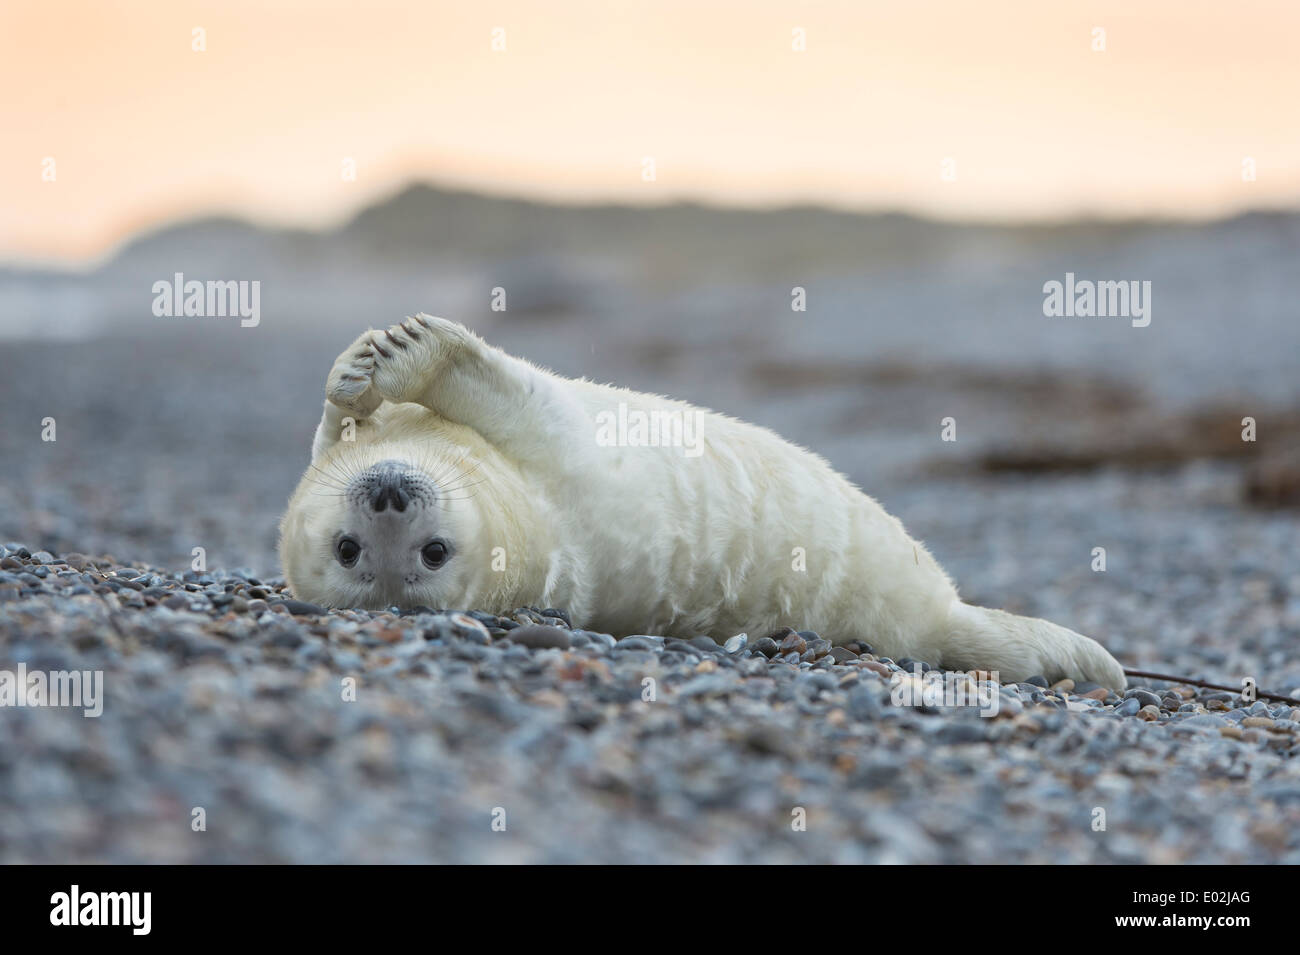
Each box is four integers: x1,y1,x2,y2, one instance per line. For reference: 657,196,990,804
279,446,486,610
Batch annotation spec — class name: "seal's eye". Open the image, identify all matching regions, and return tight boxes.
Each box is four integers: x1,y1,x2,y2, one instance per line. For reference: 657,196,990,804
421,539,449,569
336,536,361,567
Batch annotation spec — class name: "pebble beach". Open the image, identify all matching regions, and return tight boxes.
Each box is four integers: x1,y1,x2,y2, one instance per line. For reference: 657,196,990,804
3,476,1299,865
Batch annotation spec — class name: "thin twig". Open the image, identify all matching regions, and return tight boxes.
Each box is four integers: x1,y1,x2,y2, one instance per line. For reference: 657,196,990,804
1124,667,1300,705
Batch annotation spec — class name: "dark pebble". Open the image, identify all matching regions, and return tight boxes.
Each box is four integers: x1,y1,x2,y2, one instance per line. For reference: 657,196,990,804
268,629,305,650
1131,689,1162,709
509,625,572,650
280,599,328,616
540,608,572,628
937,722,988,744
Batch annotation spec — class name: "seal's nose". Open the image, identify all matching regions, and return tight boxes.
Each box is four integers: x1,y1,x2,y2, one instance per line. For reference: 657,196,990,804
368,470,410,513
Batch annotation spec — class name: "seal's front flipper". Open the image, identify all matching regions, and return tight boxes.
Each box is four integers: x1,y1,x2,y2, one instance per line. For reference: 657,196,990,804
311,331,385,463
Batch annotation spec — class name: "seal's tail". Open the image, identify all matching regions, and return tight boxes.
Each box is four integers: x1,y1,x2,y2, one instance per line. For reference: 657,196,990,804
940,602,1126,690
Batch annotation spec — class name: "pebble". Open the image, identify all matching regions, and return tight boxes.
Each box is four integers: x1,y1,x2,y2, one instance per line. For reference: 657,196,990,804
1240,716,1275,729
1130,689,1162,709
778,632,807,656
723,633,748,653
279,599,328,616
614,635,660,652
507,625,572,650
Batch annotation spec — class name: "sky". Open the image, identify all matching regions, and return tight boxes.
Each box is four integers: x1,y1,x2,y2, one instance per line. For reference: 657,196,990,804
3,0,1299,265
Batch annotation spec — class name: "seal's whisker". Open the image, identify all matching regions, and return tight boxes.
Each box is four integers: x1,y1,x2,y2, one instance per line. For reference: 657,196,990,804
303,465,347,492
433,459,485,495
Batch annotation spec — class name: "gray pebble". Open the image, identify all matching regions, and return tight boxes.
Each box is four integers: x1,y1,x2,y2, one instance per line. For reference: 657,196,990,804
508,625,572,651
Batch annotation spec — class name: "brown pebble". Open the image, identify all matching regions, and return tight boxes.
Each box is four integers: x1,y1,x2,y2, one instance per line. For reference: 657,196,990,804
1241,716,1275,729
779,632,807,655
1219,725,1244,740
1137,704,1161,721
861,660,892,679
1050,678,1075,693
1082,687,1109,701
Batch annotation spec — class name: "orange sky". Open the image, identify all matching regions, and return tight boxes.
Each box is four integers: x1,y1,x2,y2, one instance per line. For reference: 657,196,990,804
4,0,1299,265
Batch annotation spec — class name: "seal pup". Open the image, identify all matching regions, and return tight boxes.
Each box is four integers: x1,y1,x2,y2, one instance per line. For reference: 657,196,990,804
280,315,1126,687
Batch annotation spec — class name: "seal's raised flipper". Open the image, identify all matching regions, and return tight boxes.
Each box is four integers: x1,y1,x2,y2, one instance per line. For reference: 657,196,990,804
364,315,588,460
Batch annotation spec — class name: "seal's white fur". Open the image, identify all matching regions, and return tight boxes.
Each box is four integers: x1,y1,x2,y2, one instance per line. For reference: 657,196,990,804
280,315,1126,688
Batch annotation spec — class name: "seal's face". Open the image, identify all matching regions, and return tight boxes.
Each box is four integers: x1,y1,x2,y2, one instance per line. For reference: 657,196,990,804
280,453,480,610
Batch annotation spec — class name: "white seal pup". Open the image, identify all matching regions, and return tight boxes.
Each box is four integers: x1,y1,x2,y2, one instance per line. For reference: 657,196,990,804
280,315,1126,688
